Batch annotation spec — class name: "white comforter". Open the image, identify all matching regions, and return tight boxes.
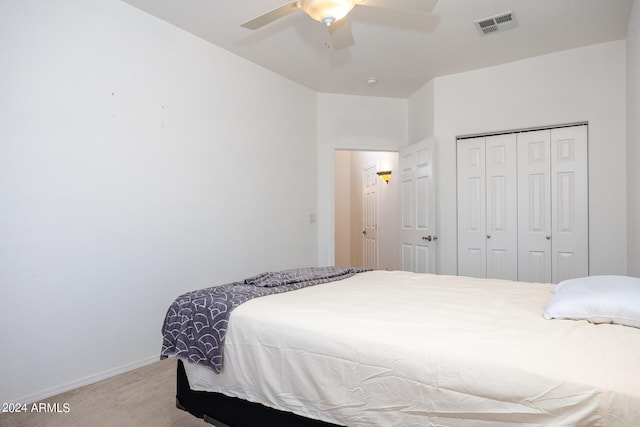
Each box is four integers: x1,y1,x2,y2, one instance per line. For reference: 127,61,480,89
183,270,640,426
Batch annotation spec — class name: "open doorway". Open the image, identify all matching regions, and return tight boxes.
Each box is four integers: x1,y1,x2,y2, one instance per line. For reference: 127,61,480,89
334,150,399,270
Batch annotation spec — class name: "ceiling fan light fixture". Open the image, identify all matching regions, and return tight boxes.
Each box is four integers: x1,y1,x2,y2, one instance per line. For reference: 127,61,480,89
300,0,356,26
321,16,336,26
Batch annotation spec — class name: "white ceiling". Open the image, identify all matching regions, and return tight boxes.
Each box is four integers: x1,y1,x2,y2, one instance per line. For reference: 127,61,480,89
121,0,633,98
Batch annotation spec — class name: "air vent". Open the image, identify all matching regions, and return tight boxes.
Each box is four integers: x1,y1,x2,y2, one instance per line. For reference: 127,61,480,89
474,11,518,36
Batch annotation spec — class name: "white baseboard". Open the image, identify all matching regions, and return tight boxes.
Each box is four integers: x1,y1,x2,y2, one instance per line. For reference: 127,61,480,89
12,355,160,404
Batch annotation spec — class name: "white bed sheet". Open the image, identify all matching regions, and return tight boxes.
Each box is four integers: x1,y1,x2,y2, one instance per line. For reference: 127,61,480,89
183,270,640,426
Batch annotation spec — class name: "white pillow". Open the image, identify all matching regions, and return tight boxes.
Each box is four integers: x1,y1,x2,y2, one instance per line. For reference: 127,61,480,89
544,275,640,329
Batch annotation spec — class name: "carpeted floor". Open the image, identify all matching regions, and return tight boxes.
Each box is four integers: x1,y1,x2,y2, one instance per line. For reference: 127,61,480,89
0,358,210,427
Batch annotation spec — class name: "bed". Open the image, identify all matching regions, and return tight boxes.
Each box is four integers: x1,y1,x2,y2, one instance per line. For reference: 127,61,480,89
162,269,640,426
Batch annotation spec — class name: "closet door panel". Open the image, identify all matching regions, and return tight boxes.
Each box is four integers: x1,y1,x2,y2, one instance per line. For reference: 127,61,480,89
457,137,486,278
517,130,552,283
525,251,549,283
485,134,518,280
551,126,589,282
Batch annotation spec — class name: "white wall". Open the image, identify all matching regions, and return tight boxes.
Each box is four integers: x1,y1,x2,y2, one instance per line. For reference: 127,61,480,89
628,0,640,277
409,41,628,276
0,0,317,404
334,150,352,266
408,80,435,144
316,94,407,266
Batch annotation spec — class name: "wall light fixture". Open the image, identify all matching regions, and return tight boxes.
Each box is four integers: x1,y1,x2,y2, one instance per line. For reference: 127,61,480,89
376,170,392,184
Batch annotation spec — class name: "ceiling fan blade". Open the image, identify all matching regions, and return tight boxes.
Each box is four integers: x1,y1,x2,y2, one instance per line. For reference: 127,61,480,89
329,16,355,50
240,1,300,30
358,0,438,14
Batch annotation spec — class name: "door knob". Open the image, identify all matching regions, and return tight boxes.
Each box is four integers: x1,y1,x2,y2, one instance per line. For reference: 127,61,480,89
362,230,367,235
486,235,491,239
546,235,551,240
422,235,437,242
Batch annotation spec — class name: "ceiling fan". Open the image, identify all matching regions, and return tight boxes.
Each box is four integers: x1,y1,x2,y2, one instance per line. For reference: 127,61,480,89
240,0,439,50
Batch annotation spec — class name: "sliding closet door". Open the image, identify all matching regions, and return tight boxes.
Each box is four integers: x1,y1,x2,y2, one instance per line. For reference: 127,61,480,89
457,135,517,280
485,134,518,280
550,126,589,282
457,137,486,278
517,126,589,283
459,125,588,283
517,130,552,283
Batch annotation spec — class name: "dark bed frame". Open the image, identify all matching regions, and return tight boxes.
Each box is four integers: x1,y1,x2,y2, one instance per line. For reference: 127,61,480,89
176,359,343,427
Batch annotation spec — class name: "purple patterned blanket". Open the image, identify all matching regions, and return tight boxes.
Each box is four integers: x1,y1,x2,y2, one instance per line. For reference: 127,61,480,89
161,266,369,373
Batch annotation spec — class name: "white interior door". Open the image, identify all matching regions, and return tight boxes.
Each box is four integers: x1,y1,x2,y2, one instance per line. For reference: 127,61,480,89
517,130,552,283
363,164,378,269
485,134,518,280
457,137,487,278
550,126,589,282
517,126,589,283
399,138,436,273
